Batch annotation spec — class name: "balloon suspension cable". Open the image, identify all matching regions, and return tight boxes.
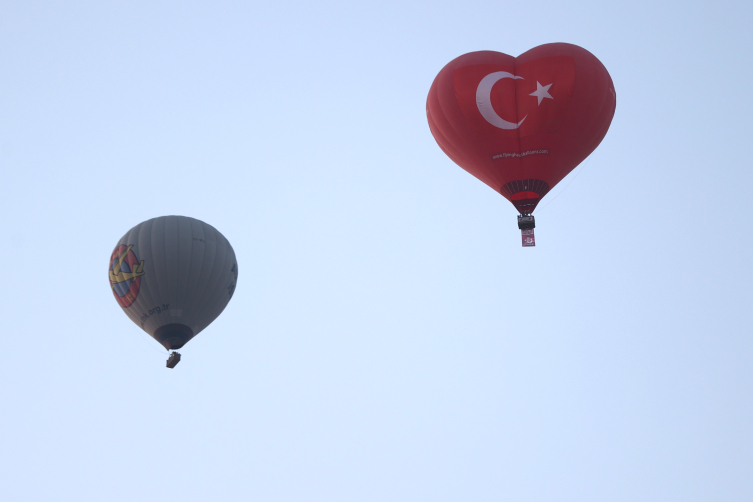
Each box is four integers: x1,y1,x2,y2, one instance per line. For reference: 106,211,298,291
136,330,170,355
536,157,592,214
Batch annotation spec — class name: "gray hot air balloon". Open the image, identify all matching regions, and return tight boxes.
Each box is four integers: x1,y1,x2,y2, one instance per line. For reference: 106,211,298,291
108,215,238,367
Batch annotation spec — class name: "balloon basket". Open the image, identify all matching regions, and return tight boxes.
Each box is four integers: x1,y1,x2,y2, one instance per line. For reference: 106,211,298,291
166,352,181,369
517,215,536,247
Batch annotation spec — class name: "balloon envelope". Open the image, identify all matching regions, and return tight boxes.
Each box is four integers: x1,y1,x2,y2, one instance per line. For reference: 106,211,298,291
427,43,616,213
108,215,238,350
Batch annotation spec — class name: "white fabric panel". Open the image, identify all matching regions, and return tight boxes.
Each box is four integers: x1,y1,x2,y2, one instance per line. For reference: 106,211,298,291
109,215,238,347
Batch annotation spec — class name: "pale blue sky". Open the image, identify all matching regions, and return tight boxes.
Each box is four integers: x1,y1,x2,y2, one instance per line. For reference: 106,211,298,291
1,1,752,501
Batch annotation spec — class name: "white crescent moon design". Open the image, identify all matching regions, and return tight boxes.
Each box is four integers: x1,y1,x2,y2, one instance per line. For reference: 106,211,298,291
476,72,526,129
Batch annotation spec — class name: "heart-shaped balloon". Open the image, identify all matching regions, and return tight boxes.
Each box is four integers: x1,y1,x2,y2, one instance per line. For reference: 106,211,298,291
427,43,616,214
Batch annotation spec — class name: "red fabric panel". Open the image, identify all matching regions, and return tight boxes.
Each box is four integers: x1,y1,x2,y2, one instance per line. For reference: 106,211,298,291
426,43,616,213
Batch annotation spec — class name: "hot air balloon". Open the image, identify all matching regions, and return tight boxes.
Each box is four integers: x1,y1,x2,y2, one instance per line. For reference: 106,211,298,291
426,43,616,246
108,215,238,368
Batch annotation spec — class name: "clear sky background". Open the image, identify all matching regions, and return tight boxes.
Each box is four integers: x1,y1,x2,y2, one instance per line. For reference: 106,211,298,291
1,1,752,501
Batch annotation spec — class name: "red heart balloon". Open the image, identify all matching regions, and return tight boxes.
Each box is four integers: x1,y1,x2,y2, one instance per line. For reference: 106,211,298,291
427,43,616,214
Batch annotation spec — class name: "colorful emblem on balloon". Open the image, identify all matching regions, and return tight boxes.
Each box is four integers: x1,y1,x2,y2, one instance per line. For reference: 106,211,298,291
109,244,145,308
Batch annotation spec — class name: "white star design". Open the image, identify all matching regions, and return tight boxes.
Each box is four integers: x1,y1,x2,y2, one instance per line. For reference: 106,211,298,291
529,81,553,106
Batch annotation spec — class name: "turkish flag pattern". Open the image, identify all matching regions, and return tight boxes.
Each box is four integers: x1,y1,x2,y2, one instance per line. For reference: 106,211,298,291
427,44,615,214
